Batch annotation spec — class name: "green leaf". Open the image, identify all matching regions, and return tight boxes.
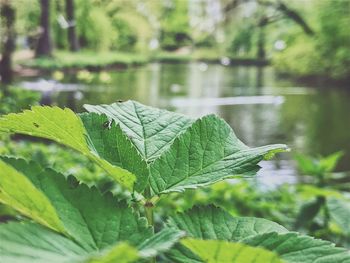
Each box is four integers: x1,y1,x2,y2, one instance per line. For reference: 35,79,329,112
87,243,139,263
166,205,287,263
84,100,194,163
181,238,284,263
79,112,148,192
294,198,323,229
0,222,139,263
149,115,288,195
138,227,185,258
0,158,66,234
168,206,350,263
0,157,152,250
168,205,288,241
0,222,88,263
0,158,184,261
243,232,350,263
0,106,135,190
327,197,350,235
319,151,344,173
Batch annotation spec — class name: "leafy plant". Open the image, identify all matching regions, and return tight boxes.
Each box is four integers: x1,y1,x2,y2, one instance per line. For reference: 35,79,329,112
294,152,350,245
0,101,349,262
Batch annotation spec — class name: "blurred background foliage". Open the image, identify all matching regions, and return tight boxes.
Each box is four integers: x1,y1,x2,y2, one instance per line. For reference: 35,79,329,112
0,0,349,251
0,0,349,81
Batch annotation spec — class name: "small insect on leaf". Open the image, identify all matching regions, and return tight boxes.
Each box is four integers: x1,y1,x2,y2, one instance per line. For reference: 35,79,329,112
103,119,113,130
33,122,40,128
117,100,124,103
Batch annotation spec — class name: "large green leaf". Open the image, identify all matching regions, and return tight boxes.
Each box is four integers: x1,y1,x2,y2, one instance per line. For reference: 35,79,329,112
0,157,151,250
168,205,288,240
0,222,139,263
327,197,350,235
0,106,135,190
149,115,287,195
167,205,287,262
0,222,88,263
0,158,183,261
168,206,350,263
79,112,148,192
0,158,66,234
243,232,350,263
84,100,194,163
181,238,284,263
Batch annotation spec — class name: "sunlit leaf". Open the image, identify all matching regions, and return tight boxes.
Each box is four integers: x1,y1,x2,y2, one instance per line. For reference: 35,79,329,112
181,238,283,263
0,106,135,190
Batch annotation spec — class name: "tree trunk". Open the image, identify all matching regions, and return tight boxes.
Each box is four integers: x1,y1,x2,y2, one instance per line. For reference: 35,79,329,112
0,0,16,85
36,0,52,57
257,26,265,60
66,0,79,51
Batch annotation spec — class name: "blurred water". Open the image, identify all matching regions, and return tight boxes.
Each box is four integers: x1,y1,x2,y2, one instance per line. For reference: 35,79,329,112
21,63,350,187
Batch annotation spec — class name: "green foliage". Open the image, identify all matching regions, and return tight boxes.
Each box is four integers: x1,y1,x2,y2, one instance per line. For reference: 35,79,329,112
160,0,191,50
274,0,350,80
0,87,40,115
167,205,350,263
293,151,350,244
20,51,147,70
0,101,349,262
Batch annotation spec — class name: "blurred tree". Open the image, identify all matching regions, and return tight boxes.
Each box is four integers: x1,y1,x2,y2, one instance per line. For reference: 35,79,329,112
66,0,79,51
160,0,191,50
36,0,52,57
0,0,16,85
224,0,313,59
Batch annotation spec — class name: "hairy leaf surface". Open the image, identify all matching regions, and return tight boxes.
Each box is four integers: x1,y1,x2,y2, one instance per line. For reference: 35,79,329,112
84,100,194,163
150,115,288,195
181,238,283,263
0,106,135,190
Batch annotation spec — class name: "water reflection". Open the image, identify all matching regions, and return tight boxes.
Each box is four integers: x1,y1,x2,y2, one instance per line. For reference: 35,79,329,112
21,63,350,186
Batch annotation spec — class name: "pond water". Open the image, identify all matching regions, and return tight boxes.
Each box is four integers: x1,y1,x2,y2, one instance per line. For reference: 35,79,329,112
21,63,350,187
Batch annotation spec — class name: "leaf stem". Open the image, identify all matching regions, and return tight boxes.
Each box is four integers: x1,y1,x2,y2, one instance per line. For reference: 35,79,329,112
144,187,156,263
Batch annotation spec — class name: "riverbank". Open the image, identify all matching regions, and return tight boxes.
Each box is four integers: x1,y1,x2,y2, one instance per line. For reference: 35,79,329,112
16,50,269,73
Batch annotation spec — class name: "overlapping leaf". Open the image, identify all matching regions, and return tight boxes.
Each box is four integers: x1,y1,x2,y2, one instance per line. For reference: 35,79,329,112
0,106,136,190
243,232,350,263
181,238,283,263
0,102,287,195
167,205,350,263
0,222,139,263
0,157,151,250
149,115,287,195
168,205,288,240
79,112,148,191
0,158,183,261
84,100,194,163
